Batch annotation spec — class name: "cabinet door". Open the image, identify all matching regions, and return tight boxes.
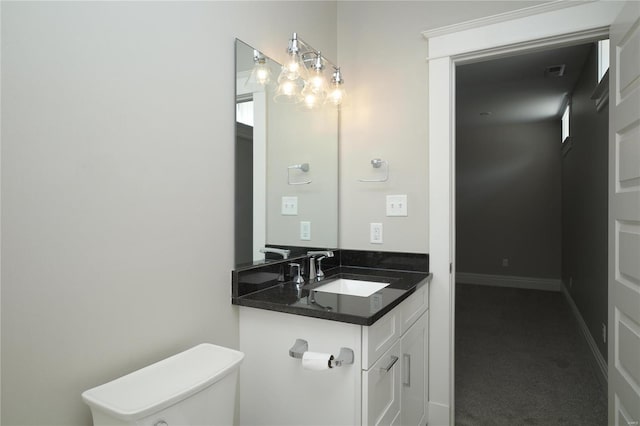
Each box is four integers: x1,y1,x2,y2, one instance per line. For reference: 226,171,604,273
362,340,401,426
239,307,362,426
400,311,428,426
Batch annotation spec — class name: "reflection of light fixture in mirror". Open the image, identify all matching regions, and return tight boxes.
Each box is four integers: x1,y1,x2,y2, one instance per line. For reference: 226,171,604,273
274,32,345,108
245,50,272,87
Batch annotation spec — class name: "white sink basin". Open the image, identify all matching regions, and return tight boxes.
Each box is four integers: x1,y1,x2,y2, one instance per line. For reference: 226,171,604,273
313,279,389,297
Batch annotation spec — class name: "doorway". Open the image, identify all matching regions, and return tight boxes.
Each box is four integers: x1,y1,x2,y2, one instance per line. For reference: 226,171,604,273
424,3,622,424
453,42,609,424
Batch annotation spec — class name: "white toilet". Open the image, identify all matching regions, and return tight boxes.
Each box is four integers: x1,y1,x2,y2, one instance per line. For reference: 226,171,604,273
82,343,244,426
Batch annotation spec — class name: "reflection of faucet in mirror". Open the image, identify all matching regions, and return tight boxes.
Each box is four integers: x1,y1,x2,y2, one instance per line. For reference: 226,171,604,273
307,250,334,281
259,247,291,260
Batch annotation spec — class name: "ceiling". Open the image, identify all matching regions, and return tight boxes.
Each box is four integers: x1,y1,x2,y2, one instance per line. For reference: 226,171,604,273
456,42,594,127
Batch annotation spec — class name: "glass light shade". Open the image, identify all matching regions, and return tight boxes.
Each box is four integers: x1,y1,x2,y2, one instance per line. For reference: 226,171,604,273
278,52,306,82
246,62,272,87
326,67,346,106
300,84,324,110
308,70,328,95
274,78,303,103
326,83,346,106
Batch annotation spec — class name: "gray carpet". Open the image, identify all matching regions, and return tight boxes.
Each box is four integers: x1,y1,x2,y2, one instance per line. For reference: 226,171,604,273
455,283,607,426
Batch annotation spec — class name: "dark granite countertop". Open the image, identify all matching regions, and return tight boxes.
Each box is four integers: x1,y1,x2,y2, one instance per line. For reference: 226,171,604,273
232,265,431,326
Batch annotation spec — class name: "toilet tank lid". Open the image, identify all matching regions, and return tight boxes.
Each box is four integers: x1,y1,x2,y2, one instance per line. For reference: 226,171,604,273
81,343,244,421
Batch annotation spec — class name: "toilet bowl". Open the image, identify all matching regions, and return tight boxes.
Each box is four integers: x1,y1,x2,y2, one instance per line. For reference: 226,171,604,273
82,343,244,426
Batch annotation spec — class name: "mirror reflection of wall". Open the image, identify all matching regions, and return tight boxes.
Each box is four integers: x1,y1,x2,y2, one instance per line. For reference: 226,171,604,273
235,39,338,267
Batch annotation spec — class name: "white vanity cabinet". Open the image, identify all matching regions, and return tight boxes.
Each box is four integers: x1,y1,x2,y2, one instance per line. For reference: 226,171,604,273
238,283,428,426
362,284,429,426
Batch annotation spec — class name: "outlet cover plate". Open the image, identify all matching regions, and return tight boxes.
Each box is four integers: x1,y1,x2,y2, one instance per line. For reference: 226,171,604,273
370,223,383,244
300,221,311,241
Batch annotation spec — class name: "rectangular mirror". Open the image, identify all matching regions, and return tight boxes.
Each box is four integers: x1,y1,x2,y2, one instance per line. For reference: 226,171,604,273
235,39,338,267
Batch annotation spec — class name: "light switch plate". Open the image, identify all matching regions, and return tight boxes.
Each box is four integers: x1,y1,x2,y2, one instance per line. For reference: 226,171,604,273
386,195,408,216
300,221,311,240
281,196,298,215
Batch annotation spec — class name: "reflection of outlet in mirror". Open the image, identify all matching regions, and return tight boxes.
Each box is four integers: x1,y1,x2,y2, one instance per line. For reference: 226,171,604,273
386,194,408,216
370,223,383,244
281,196,298,215
300,221,311,240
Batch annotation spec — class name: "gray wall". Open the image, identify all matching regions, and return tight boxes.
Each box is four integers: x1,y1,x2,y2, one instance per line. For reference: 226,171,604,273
456,121,562,279
561,44,608,360
336,1,544,252
1,2,336,425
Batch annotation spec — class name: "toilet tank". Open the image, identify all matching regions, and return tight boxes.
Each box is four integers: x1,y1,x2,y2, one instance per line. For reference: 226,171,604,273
82,343,244,426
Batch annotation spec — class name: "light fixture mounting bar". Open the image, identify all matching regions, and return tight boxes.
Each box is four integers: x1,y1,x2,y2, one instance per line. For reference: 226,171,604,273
295,35,339,71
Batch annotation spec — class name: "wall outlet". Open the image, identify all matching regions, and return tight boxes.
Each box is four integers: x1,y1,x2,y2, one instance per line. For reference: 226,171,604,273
281,196,298,215
386,194,408,216
300,221,311,241
502,258,509,267
602,323,607,343
370,223,383,244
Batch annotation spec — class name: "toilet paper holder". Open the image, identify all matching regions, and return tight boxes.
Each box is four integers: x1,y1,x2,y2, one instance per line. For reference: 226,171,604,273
288,339,354,367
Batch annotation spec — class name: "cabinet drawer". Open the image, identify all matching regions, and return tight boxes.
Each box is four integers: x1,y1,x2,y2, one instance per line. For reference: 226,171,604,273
362,340,401,426
400,284,428,334
362,305,401,369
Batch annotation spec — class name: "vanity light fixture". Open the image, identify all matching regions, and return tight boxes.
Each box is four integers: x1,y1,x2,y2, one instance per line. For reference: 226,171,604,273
245,50,272,87
275,32,346,108
327,67,346,106
301,51,328,110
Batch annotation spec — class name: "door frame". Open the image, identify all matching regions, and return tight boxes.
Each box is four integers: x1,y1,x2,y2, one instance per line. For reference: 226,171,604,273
424,2,625,425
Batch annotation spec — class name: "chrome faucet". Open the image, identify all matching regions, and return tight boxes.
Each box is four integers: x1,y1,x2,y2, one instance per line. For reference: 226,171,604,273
260,247,291,260
289,263,304,285
306,250,334,281
316,256,327,280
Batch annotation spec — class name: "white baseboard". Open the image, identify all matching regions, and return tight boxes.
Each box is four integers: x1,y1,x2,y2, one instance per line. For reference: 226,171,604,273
560,281,608,388
456,272,562,292
428,401,450,426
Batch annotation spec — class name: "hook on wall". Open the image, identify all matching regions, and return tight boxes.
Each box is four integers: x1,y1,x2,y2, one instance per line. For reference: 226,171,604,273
358,158,389,182
288,163,312,185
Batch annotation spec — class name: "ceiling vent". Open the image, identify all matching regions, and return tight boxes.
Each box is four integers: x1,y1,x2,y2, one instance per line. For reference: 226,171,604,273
545,64,566,78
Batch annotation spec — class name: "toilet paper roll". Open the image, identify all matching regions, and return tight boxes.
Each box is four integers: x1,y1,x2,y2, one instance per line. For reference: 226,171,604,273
301,351,335,371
